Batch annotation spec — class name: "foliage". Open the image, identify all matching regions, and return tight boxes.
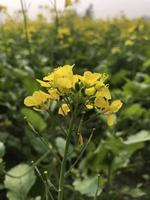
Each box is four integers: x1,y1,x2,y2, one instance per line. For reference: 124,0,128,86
0,5,150,200
4,164,36,200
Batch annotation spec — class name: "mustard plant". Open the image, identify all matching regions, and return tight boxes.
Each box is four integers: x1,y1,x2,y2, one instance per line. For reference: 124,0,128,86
24,65,122,200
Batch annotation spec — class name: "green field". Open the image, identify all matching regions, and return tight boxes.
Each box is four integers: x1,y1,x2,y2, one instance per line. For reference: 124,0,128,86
0,3,150,200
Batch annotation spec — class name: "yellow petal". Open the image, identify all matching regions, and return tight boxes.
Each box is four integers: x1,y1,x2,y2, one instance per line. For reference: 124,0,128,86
86,104,94,109
24,96,38,107
107,114,116,126
96,86,111,99
48,89,59,100
36,79,51,87
94,97,109,109
58,103,70,116
24,91,50,107
110,100,123,113
85,87,96,96
55,77,72,89
83,71,102,87
95,81,104,90
43,72,54,81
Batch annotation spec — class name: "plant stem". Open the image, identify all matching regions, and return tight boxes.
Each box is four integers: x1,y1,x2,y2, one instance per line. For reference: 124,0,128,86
94,174,100,200
58,116,74,200
106,165,112,200
65,130,94,177
20,0,31,56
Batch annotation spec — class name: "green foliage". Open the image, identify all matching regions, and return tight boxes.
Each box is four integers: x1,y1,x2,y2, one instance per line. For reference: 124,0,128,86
4,164,36,200
73,175,104,197
55,137,75,159
21,108,47,132
125,130,150,144
0,6,150,200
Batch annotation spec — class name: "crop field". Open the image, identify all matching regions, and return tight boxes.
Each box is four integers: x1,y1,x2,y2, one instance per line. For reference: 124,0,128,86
0,1,150,200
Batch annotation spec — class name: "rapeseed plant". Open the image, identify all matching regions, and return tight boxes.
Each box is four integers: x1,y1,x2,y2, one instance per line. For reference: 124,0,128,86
24,64,122,200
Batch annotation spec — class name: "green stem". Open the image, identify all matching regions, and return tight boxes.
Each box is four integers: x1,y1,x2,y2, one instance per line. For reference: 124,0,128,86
58,116,74,200
106,165,112,200
65,130,94,177
20,0,31,56
94,174,100,200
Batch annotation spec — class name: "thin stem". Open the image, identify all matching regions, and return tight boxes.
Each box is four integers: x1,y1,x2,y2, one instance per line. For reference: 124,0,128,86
25,118,61,164
35,166,55,200
20,0,31,56
94,174,101,200
65,130,94,177
53,0,59,34
58,115,74,200
106,165,113,200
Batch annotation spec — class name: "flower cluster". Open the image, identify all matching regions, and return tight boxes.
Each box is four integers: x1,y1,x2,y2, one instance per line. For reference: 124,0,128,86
24,65,122,126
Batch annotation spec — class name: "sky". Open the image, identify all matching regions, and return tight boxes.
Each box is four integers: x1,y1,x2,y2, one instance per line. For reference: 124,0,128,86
0,0,150,19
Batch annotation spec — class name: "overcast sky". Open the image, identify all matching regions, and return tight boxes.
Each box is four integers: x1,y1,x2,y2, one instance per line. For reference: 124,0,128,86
1,0,150,18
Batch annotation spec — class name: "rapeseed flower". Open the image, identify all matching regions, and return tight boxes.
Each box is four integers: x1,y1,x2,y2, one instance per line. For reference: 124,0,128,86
24,64,122,126
24,90,50,107
95,97,122,126
58,103,70,116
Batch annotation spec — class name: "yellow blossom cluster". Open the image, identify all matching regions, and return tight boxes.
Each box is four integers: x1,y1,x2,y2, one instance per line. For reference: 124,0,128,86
24,65,122,126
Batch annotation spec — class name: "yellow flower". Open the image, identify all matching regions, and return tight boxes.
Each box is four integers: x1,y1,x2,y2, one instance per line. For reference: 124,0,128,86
85,87,96,96
24,65,122,126
95,73,109,90
95,97,122,113
43,72,54,82
95,97,109,111
107,114,116,126
95,97,122,126
36,79,51,87
109,100,123,113
53,65,74,91
96,86,111,100
24,90,50,107
95,81,104,90
48,89,59,100
58,103,70,116
79,71,101,87
58,27,70,39
65,0,72,7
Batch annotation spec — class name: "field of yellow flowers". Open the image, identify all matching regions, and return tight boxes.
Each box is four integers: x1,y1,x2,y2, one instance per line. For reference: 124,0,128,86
0,4,150,200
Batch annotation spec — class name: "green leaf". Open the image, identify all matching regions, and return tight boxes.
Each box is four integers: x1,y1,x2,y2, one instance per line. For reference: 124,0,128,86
23,77,39,95
25,129,47,153
129,188,146,198
73,175,104,197
21,108,47,131
111,69,128,85
85,136,144,172
122,186,146,198
4,164,36,200
125,130,150,144
124,104,144,118
55,137,75,159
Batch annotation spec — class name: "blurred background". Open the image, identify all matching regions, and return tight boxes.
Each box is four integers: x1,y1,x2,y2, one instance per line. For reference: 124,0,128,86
0,0,150,200
1,0,150,19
